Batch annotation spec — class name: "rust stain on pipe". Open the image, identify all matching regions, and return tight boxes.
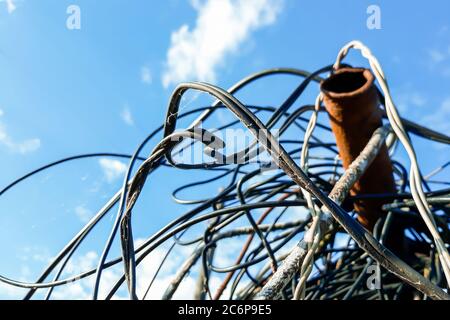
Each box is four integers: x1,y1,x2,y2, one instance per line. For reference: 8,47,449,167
320,67,396,231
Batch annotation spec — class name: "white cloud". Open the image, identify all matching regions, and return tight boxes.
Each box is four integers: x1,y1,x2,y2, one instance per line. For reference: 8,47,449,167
51,251,98,300
0,0,16,14
15,138,41,153
0,281,27,299
65,251,98,275
44,250,122,300
0,240,241,299
51,282,90,300
140,66,152,84
409,93,426,107
0,247,51,299
134,245,194,299
99,158,127,182
423,97,450,133
0,115,41,154
397,93,426,112
437,25,449,36
74,205,93,223
162,0,283,87
429,49,446,63
35,246,198,300
427,45,450,77
20,246,51,263
4,0,16,14
120,106,134,126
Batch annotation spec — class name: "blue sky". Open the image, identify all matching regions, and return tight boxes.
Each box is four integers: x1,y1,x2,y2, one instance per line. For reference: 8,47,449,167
0,0,449,299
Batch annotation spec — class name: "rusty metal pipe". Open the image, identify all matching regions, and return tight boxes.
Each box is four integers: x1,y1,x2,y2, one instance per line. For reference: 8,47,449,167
320,67,396,231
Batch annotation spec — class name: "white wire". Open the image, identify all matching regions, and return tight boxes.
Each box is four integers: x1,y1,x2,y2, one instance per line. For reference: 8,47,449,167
334,40,450,284
295,93,324,299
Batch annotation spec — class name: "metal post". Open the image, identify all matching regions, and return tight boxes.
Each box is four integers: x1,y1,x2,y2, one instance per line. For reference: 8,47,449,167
320,67,396,231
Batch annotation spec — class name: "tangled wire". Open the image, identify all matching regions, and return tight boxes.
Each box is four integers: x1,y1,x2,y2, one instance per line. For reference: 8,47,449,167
0,41,449,300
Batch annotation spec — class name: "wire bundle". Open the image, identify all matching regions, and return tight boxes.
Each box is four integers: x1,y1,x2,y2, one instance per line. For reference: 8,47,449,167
0,42,449,300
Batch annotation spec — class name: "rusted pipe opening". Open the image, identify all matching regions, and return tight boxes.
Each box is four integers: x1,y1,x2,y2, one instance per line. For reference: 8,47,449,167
320,67,396,232
321,69,370,94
